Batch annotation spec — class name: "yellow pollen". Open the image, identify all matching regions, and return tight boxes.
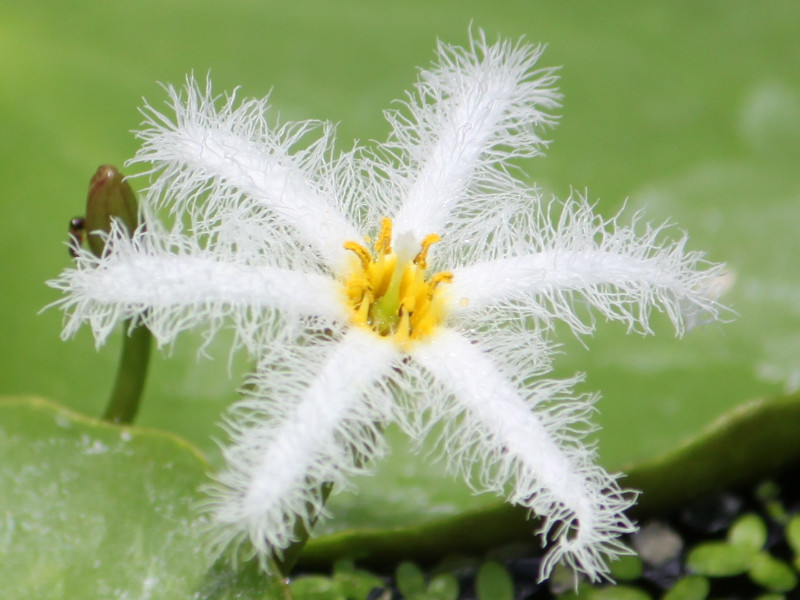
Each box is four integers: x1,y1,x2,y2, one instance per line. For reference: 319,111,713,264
343,219,452,346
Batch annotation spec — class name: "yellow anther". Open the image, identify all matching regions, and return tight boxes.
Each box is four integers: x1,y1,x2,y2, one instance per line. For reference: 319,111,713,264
375,217,393,255
429,271,453,290
413,233,442,269
344,241,372,269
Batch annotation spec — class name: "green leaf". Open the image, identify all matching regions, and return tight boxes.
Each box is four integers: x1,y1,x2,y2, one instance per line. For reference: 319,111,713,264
0,396,207,598
332,560,386,600
475,561,513,600
395,561,426,597
755,481,787,523
686,542,753,577
584,585,652,600
786,515,800,559
289,576,345,600
557,585,592,600
426,573,459,600
662,576,710,600
624,394,800,518
0,396,288,600
608,554,643,582
728,513,768,552
197,557,292,600
748,551,798,593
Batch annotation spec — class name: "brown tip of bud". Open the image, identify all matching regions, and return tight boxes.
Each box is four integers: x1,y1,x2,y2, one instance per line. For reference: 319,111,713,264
84,165,139,257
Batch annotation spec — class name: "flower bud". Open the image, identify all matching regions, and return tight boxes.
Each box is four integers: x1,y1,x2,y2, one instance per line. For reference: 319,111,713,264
84,165,138,257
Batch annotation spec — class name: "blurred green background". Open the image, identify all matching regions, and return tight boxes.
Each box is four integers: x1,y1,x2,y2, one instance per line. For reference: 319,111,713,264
2,1,799,529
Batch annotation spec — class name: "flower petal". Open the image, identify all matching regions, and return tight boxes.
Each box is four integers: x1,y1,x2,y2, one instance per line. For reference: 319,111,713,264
389,31,559,244
409,328,636,581
203,328,400,565
448,196,728,335
47,221,348,349
130,76,361,270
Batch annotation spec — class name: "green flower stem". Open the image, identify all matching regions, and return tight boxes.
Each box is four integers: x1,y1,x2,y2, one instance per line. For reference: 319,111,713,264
102,319,152,424
276,481,334,575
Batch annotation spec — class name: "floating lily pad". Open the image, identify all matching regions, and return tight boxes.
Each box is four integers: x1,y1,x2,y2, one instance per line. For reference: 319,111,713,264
0,396,288,600
301,393,800,568
624,394,800,517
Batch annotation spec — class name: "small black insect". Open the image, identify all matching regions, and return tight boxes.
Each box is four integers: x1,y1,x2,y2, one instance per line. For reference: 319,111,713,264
68,216,86,258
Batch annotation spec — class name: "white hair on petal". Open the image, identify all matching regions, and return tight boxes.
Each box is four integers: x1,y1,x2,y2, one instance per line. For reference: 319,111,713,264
46,218,346,353
447,194,729,337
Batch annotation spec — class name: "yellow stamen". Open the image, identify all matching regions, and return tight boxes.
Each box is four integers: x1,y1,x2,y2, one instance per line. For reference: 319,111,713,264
343,241,371,269
355,290,372,322
394,310,411,345
375,217,393,255
429,272,454,289
413,233,441,270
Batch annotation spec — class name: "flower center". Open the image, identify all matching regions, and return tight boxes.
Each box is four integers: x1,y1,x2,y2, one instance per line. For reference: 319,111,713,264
343,218,452,346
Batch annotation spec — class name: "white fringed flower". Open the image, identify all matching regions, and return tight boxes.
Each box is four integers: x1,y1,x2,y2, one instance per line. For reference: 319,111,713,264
48,32,726,581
